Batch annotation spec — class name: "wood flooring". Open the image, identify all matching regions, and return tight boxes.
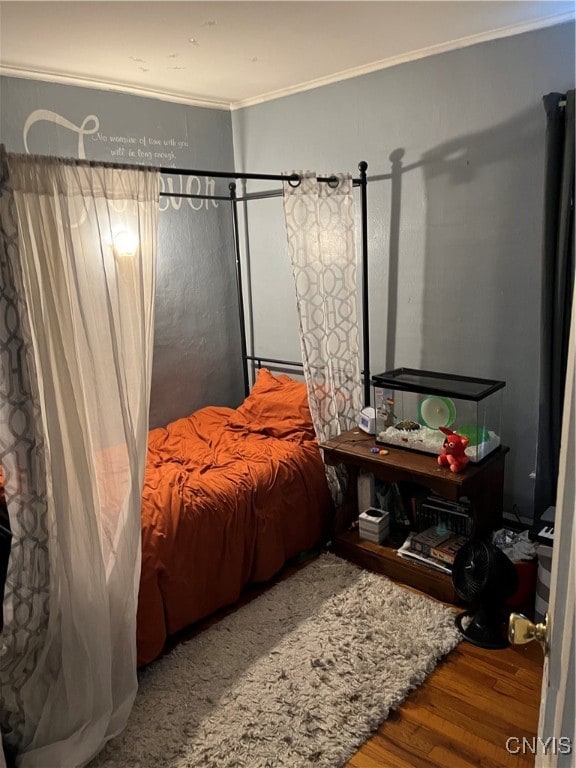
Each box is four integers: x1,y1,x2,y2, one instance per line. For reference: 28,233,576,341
344,601,544,768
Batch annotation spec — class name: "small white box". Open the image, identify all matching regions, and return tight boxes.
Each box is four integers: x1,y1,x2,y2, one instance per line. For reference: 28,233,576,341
359,507,390,544
357,407,376,434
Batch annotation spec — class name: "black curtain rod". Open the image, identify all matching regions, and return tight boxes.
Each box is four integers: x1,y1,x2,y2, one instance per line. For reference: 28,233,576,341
160,176,366,202
159,184,364,202
159,177,362,203
159,165,365,185
160,166,294,182
161,192,233,201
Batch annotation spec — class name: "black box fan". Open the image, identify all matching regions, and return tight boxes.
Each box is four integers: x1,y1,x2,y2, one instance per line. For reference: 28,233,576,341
451,538,519,649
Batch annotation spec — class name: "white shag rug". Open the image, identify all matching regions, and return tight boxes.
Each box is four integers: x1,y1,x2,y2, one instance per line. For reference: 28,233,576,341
91,553,461,768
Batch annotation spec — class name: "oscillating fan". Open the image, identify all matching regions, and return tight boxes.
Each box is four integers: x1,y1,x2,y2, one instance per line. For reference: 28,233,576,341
451,538,519,649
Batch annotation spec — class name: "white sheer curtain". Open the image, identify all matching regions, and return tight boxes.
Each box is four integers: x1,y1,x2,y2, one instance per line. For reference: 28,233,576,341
0,151,159,767
282,172,363,499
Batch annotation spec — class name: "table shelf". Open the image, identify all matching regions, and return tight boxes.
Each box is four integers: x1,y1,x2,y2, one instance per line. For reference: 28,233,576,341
320,429,509,601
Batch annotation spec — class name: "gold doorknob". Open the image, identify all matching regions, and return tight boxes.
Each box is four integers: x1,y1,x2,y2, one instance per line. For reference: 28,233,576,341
508,612,549,653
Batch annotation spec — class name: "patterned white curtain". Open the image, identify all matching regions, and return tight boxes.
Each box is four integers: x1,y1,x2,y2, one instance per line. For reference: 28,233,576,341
282,172,363,499
0,150,159,767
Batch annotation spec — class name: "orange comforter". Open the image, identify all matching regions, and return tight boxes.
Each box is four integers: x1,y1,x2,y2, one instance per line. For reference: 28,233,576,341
137,374,332,665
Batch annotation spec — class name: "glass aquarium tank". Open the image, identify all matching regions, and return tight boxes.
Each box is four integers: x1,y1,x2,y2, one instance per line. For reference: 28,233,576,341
372,368,505,462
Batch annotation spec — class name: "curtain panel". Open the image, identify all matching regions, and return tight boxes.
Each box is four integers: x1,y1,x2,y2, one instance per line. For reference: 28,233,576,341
535,91,575,518
283,172,363,500
0,150,159,767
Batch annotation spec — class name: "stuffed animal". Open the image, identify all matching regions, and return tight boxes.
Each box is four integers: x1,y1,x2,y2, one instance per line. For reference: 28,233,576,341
437,426,470,473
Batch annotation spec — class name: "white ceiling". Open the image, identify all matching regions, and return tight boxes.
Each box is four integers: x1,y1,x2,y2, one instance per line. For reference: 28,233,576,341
0,1,574,110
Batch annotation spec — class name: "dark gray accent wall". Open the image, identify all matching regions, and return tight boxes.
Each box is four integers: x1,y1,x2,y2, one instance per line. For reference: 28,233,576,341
232,23,576,522
0,76,244,429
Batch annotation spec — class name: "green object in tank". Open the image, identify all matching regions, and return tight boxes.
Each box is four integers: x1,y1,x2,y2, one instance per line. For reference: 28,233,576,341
456,424,490,446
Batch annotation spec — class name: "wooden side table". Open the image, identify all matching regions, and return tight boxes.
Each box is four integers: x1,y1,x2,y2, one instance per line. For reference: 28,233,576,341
319,429,509,603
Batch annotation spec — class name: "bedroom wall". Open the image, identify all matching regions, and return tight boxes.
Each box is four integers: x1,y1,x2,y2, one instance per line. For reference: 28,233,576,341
231,21,576,523
0,76,244,429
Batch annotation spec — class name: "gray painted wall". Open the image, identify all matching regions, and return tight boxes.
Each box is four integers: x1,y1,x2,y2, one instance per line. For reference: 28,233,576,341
231,22,575,523
0,77,244,428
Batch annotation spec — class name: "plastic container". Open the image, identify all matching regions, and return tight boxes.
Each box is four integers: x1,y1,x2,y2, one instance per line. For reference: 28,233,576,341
372,368,505,462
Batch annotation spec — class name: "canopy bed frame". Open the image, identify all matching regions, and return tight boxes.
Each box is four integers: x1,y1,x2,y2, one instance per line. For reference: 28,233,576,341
130,160,372,664
0,156,372,669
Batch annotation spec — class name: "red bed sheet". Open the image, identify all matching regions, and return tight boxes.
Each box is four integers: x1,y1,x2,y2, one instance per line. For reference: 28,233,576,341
137,375,332,666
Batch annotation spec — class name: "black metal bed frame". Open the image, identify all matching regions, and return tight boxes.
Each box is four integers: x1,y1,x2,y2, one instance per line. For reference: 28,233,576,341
158,161,371,406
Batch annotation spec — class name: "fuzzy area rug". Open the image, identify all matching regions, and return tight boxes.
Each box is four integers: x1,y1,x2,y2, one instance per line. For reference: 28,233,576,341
91,553,461,768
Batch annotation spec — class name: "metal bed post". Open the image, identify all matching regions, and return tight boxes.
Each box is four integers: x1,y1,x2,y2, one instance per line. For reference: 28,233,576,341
229,182,251,397
359,161,370,407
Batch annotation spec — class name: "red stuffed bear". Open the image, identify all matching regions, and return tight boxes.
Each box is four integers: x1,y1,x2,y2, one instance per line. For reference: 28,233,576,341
437,426,470,473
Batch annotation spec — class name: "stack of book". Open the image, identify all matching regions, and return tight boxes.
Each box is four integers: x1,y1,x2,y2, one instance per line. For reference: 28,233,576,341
397,525,468,573
415,493,473,537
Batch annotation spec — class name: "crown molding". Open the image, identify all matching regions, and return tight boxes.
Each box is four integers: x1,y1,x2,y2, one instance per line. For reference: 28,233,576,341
230,11,575,110
0,65,232,111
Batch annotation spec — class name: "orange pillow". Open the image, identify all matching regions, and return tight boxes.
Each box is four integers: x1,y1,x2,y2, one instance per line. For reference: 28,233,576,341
229,368,315,439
